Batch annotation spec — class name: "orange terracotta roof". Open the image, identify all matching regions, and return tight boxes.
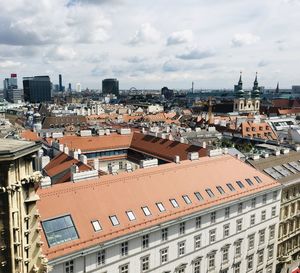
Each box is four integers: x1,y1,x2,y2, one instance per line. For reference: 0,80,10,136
130,133,206,161
20,130,41,141
240,122,277,140
44,152,92,181
37,155,281,260
54,133,133,152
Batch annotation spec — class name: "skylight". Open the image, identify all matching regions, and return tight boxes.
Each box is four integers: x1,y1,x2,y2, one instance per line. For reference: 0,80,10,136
236,181,244,188
42,215,78,247
245,178,254,186
142,206,151,216
194,192,204,201
216,186,225,194
109,215,120,226
226,183,235,192
91,220,102,232
254,176,262,183
170,199,179,208
126,211,136,221
182,195,192,204
205,189,215,198
156,202,166,212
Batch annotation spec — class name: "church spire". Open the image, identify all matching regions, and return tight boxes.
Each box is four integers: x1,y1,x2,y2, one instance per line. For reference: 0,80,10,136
252,72,260,99
253,72,259,90
276,82,279,93
238,71,243,86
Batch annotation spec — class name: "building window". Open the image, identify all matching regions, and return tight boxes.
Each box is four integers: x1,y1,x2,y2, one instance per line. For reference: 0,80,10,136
268,244,274,260
233,263,240,273
210,211,216,224
196,216,201,228
97,250,105,266
170,198,179,208
194,192,204,201
126,211,136,221
269,225,275,240
225,207,230,219
266,264,273,273
236,218,242,232
254,176,262,183
256,248,264,265
194,234,201,249
248,234,255,250
156,202,166,212
193,260,201,273
271,206,276,217
121,242,128,256
141,206,151,216
119,264,129,273
235,241,241,256
259,229,265,245
216,186,225,194
236,181,244,188
209,229,216,243
65,260,74,273
160,248,168,264
42,215,79,247
226,183,235,191
178,241,185,256
223,224,230,237
179,222,185,235
250,214,255,226
251,198,256,208
205,188,215,198
182,195,192,204
261,210,266,221
273,191,277,200
247,255,254,271
208,253,215,270
245,178,254,186
222,247,229,263
142,234,149,249
141,256,149,272
262,194,267,204
161,228,168,241
92,220,102,232
238,203,243,213
109,215,120,226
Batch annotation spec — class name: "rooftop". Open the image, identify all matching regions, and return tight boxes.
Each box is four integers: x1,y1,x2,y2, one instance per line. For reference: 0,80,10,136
37,154,280,261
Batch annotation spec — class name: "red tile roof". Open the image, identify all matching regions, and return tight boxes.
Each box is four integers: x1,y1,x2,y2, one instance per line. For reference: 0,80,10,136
37,155,280,260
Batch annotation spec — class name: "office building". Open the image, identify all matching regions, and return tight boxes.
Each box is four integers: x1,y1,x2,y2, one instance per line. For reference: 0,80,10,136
3,74,20,103
7,89,23,104
59,74,62,92
23,76,51,103
0,139,48,273
37,153,281,273
102,78,119,96
76,83,81,92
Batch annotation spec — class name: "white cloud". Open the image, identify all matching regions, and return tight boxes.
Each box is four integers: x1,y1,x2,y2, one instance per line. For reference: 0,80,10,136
0,60,21,68
129,23,160,46
176,46,215,60
231,33,260,47
167,30,193,46
46,46,77,61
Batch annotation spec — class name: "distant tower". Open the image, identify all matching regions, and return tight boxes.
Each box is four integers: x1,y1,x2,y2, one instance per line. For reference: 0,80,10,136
192,82,194,93
233,72,260,113
68,83,72,92
76,83,81,92
275,82,280,94
59,74,62,92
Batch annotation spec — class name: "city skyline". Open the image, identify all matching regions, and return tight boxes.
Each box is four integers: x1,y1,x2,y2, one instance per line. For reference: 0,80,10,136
1,0,300,89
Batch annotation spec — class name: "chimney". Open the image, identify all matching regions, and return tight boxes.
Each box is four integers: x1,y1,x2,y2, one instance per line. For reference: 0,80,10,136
188,152,199,161
63,145,69,155
93,158,99,170
174,155,180,164
79,154,88,165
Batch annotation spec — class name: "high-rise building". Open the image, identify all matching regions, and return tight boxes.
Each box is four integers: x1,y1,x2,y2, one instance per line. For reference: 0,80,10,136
23,76,51,103
59,74,62,92
102,78,119,96
68,83,72,92
3,74,21,103
76,83,81,92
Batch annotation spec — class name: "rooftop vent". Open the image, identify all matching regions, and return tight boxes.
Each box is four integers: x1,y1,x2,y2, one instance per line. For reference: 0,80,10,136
188,152,199,161
174,155,180,164
71,170,98,182
281,148,290,155
140,158,158,169
251,154,260,160
208,149,222,157
40,176,51,189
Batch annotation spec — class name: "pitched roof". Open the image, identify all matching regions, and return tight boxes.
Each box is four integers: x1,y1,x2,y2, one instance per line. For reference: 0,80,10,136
130,133,206,161
37,155,280,260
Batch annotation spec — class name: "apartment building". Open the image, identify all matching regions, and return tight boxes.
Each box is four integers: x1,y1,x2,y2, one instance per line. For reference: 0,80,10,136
37,154,281,273
0,139,48,273
248,150,300,272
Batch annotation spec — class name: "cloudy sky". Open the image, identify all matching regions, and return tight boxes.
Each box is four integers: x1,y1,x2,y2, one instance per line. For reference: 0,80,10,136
1,0,300,90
